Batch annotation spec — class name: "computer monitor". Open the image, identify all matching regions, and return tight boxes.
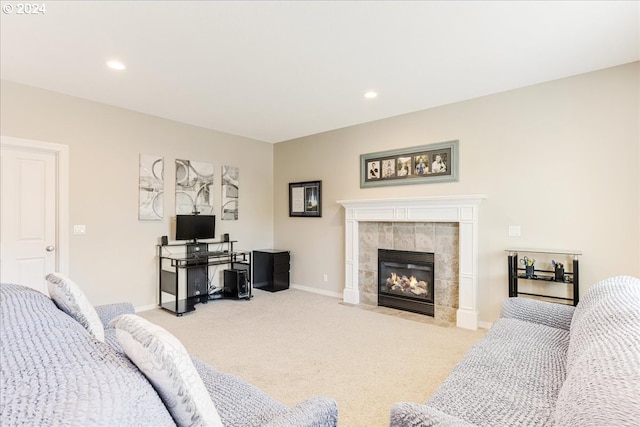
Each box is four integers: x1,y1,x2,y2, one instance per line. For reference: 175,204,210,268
175,215,215,242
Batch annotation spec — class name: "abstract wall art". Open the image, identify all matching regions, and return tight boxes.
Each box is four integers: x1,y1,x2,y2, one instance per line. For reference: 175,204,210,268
175,159,214,215
138,154,164,220
221,165,239,220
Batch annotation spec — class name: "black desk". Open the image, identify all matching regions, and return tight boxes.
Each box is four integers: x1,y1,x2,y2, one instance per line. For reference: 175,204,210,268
157,240,251,316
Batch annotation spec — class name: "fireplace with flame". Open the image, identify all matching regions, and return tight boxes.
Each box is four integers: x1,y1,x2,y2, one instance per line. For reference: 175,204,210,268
378,249,435,316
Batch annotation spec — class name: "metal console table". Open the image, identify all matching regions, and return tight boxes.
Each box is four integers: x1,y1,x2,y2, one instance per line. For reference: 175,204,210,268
506,248,581,306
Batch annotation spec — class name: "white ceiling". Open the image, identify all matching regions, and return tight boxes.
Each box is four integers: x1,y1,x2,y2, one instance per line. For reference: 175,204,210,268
1,1,638,143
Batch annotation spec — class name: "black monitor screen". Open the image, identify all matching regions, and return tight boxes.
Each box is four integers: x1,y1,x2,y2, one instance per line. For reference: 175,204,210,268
175,215,216,241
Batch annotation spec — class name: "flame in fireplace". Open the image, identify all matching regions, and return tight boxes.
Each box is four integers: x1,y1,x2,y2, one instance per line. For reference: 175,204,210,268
387,273,429,296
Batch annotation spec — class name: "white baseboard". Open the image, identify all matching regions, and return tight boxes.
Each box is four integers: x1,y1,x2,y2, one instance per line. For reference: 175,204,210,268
290,283,342,299
478,320,492,329
135,303,158,313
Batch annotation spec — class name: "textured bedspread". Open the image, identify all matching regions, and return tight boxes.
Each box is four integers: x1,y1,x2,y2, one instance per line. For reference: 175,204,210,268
0,283,175,426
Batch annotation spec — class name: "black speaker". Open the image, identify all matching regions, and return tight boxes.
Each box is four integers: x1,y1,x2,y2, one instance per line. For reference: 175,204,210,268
223,233,230,242
161,235,168,246
224,269,250,299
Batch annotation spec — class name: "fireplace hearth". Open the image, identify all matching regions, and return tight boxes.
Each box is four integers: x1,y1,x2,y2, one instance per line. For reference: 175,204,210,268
378,249,435,316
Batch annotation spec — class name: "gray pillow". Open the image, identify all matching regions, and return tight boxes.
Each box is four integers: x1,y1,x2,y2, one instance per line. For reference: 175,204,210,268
112,314,223,427
45,272,105,342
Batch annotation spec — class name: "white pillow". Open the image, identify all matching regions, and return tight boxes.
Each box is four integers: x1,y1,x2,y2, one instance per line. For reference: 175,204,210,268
45,272,105,342
111,314,223,427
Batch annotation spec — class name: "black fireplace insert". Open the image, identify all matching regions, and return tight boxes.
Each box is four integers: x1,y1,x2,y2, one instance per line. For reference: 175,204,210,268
378,249,434,316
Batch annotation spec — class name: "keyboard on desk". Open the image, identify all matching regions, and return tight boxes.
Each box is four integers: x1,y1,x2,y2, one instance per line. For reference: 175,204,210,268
187,251,227,258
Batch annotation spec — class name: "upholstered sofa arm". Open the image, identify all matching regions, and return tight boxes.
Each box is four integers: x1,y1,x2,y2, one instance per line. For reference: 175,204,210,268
390,402,476,427
263,397,338,427
95,303,135,329
500,297,575,330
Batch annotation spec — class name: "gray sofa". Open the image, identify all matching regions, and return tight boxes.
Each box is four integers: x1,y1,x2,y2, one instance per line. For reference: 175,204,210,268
0,283,338,426
390,275,640,426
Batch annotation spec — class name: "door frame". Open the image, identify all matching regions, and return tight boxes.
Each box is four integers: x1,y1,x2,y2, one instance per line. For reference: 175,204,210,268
1,136,69,275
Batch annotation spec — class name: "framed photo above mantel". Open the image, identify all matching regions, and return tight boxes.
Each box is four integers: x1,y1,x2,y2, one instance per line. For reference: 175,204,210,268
289,180,322,217
360,140,459,188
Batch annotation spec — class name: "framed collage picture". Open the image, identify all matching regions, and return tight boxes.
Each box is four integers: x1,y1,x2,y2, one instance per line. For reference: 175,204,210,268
360,140,458,188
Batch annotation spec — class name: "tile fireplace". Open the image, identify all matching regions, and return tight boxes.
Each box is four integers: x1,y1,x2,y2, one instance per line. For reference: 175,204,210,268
337,195,486,330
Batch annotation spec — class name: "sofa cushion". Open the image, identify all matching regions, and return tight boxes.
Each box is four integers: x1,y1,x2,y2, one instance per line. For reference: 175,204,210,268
45,272,105,342
425,317,570,426
556,275,640,426
112,314,223,427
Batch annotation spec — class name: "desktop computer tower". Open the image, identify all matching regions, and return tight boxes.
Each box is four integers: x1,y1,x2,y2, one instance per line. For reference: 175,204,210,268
224,269,250,299
186,243,209,302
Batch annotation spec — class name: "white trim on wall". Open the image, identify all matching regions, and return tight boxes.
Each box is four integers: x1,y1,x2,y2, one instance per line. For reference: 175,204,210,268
337,195,487,330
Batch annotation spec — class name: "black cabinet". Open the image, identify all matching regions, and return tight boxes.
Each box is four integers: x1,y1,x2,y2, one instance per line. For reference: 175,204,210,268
253,249,290,292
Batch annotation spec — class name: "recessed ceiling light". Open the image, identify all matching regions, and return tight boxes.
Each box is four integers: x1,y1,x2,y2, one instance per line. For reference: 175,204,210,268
107,60,126,71
364,91,378,99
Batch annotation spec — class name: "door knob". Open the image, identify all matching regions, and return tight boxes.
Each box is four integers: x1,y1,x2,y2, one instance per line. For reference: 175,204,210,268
46,245,55,252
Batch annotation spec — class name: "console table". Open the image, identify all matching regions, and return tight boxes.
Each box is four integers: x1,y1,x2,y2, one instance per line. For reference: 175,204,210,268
506,248,581,306
157,240,251,316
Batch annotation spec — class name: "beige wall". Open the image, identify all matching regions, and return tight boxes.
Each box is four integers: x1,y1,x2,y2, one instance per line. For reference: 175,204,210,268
2,62,638,322
274,62,640,322
1,80,274,308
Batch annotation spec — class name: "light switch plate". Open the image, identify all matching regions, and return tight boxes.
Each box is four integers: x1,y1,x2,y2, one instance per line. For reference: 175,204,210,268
73,225,86,235
508,225,521,237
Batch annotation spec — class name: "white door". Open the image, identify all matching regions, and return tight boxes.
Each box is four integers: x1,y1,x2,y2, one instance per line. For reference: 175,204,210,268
1,139,67,295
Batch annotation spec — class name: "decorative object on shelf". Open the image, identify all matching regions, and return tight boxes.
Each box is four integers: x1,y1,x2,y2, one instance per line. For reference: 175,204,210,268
360,140,458,188
552,260,565,282
221,165,239,220
175,159,214,215
289,180,322,217
138,154,164,220
520,256,536,278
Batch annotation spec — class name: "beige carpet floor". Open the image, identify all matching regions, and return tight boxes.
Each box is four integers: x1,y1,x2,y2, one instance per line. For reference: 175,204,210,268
139,288,486,427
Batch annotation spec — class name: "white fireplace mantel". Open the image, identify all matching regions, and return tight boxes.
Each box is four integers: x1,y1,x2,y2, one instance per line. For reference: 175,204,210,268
337,195,487,330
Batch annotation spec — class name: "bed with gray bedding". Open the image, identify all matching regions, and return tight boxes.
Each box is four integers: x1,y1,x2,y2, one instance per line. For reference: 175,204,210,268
0,283,338,426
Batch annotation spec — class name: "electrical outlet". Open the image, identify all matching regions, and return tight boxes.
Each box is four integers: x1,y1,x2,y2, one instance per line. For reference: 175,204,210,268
323,274,328,282
508,225,521,237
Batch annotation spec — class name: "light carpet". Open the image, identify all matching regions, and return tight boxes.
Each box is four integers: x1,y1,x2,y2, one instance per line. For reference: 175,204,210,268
139,288,486,426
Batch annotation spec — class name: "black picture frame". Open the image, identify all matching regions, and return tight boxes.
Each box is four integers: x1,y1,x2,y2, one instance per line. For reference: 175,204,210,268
289,180,322,217
360,140,459,188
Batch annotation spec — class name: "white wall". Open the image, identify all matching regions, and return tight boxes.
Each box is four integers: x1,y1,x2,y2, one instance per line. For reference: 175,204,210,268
273,62,640,322
0,80,274,307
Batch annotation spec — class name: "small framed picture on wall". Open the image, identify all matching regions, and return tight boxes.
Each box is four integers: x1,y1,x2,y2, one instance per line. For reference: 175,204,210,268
289,180,322,217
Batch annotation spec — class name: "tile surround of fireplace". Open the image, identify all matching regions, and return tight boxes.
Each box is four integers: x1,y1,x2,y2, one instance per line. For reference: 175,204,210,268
359,224,457,322
337,195,486,330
